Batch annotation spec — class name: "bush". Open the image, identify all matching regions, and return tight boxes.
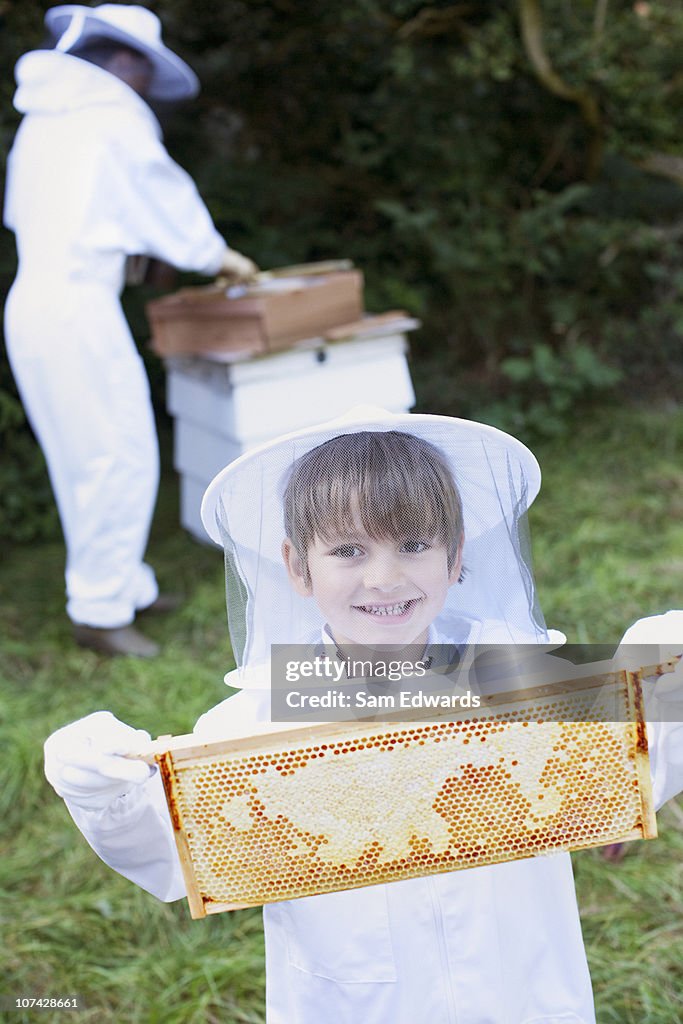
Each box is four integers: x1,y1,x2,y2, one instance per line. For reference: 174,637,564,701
0,374,59,546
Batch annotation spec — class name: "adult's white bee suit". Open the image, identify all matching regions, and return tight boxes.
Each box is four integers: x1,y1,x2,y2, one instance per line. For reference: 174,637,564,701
4,46,227,627
45,410,683,1024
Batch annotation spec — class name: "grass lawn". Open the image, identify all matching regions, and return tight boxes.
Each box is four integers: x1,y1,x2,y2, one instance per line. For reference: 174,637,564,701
1,403,681,1022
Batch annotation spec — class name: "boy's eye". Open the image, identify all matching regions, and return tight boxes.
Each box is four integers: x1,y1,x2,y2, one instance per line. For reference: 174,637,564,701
401,539,431,554
330,544,363,559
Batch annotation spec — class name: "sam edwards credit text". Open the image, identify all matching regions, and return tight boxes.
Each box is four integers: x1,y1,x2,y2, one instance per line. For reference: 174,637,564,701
285,689,481,710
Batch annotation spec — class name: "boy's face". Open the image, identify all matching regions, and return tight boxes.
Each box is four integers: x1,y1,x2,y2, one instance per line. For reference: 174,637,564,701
283,516,462,651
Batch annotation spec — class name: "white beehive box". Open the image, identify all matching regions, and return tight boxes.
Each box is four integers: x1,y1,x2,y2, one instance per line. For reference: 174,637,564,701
165,331,417,543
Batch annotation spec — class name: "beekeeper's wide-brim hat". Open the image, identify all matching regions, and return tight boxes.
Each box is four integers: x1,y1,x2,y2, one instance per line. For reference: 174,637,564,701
45,4,199,100
201,405,542,548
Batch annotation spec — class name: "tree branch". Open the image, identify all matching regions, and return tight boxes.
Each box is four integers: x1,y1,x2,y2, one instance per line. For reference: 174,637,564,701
518,0,604,179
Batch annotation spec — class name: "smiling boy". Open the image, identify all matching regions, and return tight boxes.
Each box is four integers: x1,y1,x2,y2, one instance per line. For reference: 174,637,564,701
44,407,683,1024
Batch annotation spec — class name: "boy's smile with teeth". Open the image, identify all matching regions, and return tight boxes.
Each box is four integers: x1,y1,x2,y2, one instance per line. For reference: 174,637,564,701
283,519,462,650
356,599,418,616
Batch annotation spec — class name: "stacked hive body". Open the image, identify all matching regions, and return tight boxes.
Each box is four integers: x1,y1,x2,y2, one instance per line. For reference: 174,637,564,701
165,329,416,543
151,668,656,918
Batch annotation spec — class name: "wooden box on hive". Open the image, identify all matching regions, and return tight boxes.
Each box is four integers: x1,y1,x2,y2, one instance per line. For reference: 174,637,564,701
147,269,364,358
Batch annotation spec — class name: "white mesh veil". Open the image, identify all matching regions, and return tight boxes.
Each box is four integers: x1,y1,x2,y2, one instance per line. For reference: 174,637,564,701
201,407,550,686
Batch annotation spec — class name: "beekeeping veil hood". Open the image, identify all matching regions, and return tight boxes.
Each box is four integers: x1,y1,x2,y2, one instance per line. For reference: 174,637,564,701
201,407,550,687
44,4,199,101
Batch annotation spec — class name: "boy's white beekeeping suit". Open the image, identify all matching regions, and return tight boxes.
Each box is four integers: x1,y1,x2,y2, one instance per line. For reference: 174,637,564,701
195,406,600,1023
195,406,680,1023
3,5,251,641
45,407,683,1024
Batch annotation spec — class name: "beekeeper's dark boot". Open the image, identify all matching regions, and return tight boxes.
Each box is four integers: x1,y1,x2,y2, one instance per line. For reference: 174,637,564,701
73,624,160,659
138,592,183,616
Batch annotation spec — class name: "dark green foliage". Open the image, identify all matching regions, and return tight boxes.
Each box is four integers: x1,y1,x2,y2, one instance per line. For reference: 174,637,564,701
3,1,683,539
0,385,59,544
483,340,623,438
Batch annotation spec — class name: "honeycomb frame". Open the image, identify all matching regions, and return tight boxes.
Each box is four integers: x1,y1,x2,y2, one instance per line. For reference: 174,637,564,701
145,666,659,918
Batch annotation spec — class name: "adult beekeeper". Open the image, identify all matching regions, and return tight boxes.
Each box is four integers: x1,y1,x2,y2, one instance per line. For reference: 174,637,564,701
3,4,257,658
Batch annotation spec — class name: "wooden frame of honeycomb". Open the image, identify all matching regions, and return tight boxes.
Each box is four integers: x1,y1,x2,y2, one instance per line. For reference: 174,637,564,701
137,663,666,919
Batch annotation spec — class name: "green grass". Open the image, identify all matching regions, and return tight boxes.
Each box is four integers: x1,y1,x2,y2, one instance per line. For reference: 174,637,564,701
529,404,683,643
1,404,682,1022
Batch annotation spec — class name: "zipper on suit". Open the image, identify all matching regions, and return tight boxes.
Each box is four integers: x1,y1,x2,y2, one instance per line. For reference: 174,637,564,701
427,877,459,1024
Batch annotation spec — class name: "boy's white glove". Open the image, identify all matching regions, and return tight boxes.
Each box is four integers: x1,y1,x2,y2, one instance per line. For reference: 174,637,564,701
44,711,154,812
619,610,683,696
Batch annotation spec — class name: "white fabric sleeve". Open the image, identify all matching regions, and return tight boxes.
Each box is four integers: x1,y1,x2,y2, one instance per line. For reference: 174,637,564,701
103,117,229,275
647,718,683,811
127,142,228,274
619,611,683,810
59,691,268,903
63,767,187,902
645,675,683,810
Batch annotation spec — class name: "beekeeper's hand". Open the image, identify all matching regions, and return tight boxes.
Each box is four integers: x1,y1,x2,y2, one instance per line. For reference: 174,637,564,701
44,711,154,812
218,247,259,283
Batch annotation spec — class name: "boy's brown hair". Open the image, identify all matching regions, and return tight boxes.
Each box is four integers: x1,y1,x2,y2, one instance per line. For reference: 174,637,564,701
282,430,464,583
